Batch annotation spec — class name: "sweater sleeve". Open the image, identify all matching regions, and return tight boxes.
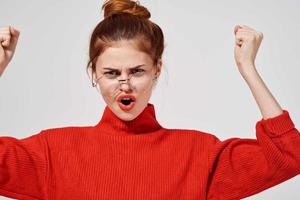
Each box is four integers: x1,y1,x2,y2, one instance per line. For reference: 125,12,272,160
0,131,48,200
207,110,300,200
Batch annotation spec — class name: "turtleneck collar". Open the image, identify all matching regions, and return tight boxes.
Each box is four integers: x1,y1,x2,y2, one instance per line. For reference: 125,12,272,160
94,103,162,136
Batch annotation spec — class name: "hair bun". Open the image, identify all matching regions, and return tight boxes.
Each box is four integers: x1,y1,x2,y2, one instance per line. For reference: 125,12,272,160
102,0,151,19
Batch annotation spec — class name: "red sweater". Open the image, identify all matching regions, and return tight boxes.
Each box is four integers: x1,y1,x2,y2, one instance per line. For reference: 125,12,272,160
0,103,300,200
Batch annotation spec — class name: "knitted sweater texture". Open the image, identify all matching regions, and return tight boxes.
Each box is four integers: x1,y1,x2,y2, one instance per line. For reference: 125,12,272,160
0,103,300,200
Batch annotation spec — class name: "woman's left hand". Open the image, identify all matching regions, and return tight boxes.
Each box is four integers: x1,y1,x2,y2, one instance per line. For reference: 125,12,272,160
234,25,263,77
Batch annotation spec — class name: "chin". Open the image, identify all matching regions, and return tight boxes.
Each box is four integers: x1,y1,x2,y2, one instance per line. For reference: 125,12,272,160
109,100,147,121
116,111,137,121
110,104,137,121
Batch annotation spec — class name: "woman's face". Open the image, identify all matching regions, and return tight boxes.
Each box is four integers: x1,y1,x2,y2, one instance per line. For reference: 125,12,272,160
93,40,161,121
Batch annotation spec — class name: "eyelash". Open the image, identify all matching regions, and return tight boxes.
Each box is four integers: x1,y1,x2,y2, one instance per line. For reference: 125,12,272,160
131,68,145,73
104,71,118,76
104,69,145,76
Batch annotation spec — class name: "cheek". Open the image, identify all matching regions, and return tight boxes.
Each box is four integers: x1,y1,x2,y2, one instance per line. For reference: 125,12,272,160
136,78,154,97
98,84,116,103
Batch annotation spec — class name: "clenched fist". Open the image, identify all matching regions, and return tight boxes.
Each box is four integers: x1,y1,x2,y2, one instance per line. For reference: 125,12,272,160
0,26,20,77
234,25,263,76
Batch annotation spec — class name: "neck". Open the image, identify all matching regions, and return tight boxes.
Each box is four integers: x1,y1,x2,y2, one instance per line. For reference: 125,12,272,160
95,103,162,136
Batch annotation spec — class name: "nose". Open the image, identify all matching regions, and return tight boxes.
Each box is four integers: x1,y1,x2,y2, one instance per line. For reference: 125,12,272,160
119,82,133,93
118,75,133,93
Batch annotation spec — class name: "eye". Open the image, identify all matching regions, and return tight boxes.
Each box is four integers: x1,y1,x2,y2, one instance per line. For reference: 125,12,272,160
104,71,119,78
131,68,145,75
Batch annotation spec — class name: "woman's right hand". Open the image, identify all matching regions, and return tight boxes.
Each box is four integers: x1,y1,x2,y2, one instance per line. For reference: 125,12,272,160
0,26,20,77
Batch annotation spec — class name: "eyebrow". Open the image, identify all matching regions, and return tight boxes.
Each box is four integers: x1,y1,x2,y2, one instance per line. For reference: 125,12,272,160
103,65,145,71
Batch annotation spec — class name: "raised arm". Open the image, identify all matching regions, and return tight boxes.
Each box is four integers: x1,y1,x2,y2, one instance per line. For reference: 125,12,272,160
1,26,48,199
233,25,283,119
207,25,300,199
0,26,19,77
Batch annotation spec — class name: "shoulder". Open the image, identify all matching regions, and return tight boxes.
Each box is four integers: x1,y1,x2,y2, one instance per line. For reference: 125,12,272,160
158,128,221,156
162,127,219,144
39,125,94,140
36,125,98,150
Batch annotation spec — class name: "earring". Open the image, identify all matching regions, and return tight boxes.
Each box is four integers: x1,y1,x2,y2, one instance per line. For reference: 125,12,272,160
92,79,97,87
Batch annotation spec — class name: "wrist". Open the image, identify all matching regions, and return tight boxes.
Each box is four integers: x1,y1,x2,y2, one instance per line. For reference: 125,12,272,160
240,66,260,81
0,62,8,77
238,62,256,73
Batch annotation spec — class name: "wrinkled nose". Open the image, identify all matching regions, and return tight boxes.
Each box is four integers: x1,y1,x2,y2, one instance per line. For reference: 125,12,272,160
118,78,133,93
118,72,133,92
119,82,132,93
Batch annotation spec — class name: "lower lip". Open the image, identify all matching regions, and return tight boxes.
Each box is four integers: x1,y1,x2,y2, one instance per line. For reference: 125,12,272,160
118,101,135,111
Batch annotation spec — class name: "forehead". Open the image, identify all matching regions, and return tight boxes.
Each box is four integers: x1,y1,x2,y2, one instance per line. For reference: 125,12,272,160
96,40,153,69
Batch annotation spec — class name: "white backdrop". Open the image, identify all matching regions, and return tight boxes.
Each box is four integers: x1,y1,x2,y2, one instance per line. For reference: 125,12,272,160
0,0,299,199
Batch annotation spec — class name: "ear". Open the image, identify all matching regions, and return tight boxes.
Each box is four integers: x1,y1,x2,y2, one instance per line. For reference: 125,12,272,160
88,64,98,88
154,59,162,78
88,64,96,81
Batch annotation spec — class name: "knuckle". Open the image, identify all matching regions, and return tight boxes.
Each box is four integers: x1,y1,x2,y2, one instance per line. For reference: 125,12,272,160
0,26,10,32
3,35,11,41
249,34,256,40
0,33,10,38
255,32,263,40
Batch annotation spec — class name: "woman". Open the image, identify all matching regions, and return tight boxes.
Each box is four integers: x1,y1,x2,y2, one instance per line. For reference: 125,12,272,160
0,0,299,199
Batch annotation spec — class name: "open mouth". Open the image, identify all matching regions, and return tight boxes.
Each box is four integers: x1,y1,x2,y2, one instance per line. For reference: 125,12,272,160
117,95,136,111
120,98,134,106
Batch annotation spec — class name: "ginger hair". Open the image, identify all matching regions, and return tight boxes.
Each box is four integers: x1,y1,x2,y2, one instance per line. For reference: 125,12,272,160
87,0,165,81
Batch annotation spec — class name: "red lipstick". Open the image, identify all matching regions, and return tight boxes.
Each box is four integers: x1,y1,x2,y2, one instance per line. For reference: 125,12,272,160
117,94,136,111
